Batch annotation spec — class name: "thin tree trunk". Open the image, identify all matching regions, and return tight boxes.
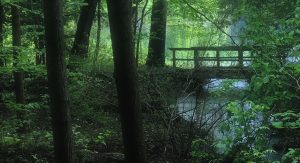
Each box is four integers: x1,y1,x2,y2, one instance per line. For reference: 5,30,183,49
0,3,4,66
36,32,45,64
11,5,25,104
28,0,45,65
11,5,21,56
93,0,101,63
135,0,149,66
72,0,98,58
146,0,167,66
36,0,45,65
133,1,139,38
13,72,25,103
132,0,139,61
43,0,74,162
26,0,45,65
106,0,146,162
0,3,4,109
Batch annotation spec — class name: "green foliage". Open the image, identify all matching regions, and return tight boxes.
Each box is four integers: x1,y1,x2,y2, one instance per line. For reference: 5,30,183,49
73,124,113,154
0,98,53,162
191,138,220,162
235,149,276,163
0,130,54,162
281,148,300,163
271,110,300,129
0,67,121,161
216,101,271,161
1,0,300,162
227,1,300,161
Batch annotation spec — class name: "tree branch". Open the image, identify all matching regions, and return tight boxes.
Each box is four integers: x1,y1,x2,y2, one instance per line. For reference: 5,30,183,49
181,0,239,46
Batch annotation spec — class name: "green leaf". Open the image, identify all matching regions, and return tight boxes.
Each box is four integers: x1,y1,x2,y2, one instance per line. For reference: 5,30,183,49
272,121,284,128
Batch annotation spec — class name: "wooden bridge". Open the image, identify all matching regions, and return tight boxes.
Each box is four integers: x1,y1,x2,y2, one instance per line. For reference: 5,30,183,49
169,46,256,79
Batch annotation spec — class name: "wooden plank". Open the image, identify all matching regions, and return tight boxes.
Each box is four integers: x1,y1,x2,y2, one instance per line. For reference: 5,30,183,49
197,57,255,59
169,46,260,52
175,58,253,62
169,48,195,51
216,50,220,68
238,49,243,68
198,57,254,60
175,58,195,61
194,49,199,68
190,46,254,51
172,50,176,68
175,57,254,60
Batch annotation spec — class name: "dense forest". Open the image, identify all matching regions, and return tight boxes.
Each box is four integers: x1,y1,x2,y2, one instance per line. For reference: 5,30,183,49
0,0,300,162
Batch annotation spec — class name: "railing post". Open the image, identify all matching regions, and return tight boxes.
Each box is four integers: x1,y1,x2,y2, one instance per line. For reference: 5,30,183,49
238,48,243,69
250,51,254,63
172,49,176,68
194,49,199,69
216,50,220,68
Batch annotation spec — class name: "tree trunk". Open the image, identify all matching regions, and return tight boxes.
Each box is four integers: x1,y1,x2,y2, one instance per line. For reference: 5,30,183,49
132,1,139,39
93,0,101,63
0,3,4,66
135,0,149,66
12,5,25,104
25,0,45,65
35,32,46,65
34,0,45,65
72,0,98,58
13,72,25,103
11,5,21,56
146,0,167,66
0,3,4,109
43,0,74,162
106,0,146,162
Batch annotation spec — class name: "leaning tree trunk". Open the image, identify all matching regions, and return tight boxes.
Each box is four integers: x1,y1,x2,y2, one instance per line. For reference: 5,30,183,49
43,0,74,162
107,0,146,162
0,3,4,66
72,0,98,58
146,0,167,66
11,5,25,104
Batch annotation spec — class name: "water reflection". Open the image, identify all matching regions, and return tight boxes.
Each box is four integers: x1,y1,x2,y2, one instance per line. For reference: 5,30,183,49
176,79,249,153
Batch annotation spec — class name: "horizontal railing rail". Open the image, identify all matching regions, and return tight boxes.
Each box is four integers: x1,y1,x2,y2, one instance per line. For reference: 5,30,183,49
169,46,257,69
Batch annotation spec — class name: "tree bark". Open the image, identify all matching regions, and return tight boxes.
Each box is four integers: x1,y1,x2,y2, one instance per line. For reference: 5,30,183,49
146,0,167,66
132,1,139,38
106,0,146,162
0,3,4,66
43,0,74,162
72,0,98,58
11,5,25,104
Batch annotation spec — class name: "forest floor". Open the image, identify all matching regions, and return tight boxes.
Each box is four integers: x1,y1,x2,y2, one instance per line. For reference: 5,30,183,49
0,67,203,163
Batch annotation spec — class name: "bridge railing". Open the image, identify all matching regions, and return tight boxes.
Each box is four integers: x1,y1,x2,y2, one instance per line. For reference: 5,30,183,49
169,46,256,69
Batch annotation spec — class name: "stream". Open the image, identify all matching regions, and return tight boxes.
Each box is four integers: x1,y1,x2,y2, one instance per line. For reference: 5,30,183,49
176,78,281,161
